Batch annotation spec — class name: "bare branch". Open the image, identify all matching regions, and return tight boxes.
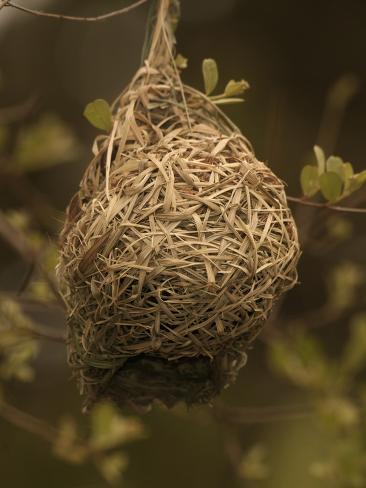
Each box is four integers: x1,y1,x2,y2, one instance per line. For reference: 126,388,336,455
0,211,36,261
287,195,366,214
0,401,58,443
0,212,65,308
2,0,148,22
16,324,66,344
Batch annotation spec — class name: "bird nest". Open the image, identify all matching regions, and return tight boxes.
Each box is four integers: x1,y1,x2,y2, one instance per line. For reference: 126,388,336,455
57,0,300,410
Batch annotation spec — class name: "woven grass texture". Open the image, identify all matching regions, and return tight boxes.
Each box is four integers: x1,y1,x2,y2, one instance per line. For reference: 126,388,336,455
57,0,300,409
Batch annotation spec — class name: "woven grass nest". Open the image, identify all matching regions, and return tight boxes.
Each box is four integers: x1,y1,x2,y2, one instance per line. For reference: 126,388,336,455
57,0,300,411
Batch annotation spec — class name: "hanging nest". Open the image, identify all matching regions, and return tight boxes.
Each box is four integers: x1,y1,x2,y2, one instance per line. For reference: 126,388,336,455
57,0,300,411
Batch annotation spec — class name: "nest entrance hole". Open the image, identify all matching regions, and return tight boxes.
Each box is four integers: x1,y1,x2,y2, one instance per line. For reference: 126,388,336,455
98,353,229,409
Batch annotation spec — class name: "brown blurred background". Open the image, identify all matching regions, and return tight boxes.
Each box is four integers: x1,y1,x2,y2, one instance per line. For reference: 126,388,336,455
1,1,366,487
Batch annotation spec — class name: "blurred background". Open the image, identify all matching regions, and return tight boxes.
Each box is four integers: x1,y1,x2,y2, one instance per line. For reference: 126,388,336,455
1,1,366,487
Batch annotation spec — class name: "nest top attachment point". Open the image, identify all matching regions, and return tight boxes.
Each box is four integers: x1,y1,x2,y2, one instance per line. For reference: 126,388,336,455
57,0,300,411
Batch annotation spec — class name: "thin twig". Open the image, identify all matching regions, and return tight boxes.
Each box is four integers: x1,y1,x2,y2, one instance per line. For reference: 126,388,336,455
2,0,148,22
17,325,66,344
0,211,36,260
287,196,366,214
0,211,65,308
0,171,61,233
0,401,58,443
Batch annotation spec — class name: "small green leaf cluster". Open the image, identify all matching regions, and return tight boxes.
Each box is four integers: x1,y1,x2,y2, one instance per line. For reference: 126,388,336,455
309,434,366,488
301,146,366,203
3,210,59,302
0,73,80,172
0,115,80,173
0,298,39,385
0,211,142,486
201,58,249,105
270,330,338,392
269,312,366,487
54,401,143,484
327,262,364,311
239,444,269,481
174,53,188,69
326,216,353,241
15,115,81,171
83,59,249,132
0,78,79,172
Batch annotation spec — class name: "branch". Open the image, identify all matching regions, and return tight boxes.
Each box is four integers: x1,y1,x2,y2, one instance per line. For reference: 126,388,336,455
0,401,58,443
0,212,65,308
0,211,36,261
1,0,148,22
16,324,66,344
0,401,85,456
287,196,366,214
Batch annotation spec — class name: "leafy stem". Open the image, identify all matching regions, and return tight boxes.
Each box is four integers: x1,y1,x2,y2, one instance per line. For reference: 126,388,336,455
287,196,366,214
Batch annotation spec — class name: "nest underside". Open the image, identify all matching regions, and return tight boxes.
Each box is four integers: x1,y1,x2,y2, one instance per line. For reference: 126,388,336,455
79,348,247,410
57,59,300,408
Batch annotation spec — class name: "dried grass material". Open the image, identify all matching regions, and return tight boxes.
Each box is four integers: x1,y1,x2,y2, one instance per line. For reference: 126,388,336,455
57,0,300,409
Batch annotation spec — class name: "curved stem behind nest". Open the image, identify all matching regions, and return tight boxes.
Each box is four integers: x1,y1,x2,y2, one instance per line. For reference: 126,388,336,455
141,0,160,63
146,0,179,67
144,0,191,130
1,0,148,22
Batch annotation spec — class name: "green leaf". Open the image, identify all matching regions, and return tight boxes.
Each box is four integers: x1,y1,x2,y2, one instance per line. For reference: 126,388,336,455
310,435,366,487
300,165,320,197
224,79,249,97
53,417,87,464
14,115,80,171
327,216,353,241
343,162,354,179
347,170,366,194
326,156,344,180
90,401,115,441
90,401,143,450
29,281,54,303
83,99,113,132
202,58,218,95
319,171,343,202
314,145,326,174
97,453,127,484
327,262,364,311
342,162,355,192
175,53,188,69
269,331,335,391
0,298,39,382
318,396,359,428
239,444,269,481
355,169,366,185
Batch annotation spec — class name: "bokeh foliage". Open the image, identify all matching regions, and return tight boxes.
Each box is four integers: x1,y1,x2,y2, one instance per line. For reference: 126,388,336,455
1,3,366,487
